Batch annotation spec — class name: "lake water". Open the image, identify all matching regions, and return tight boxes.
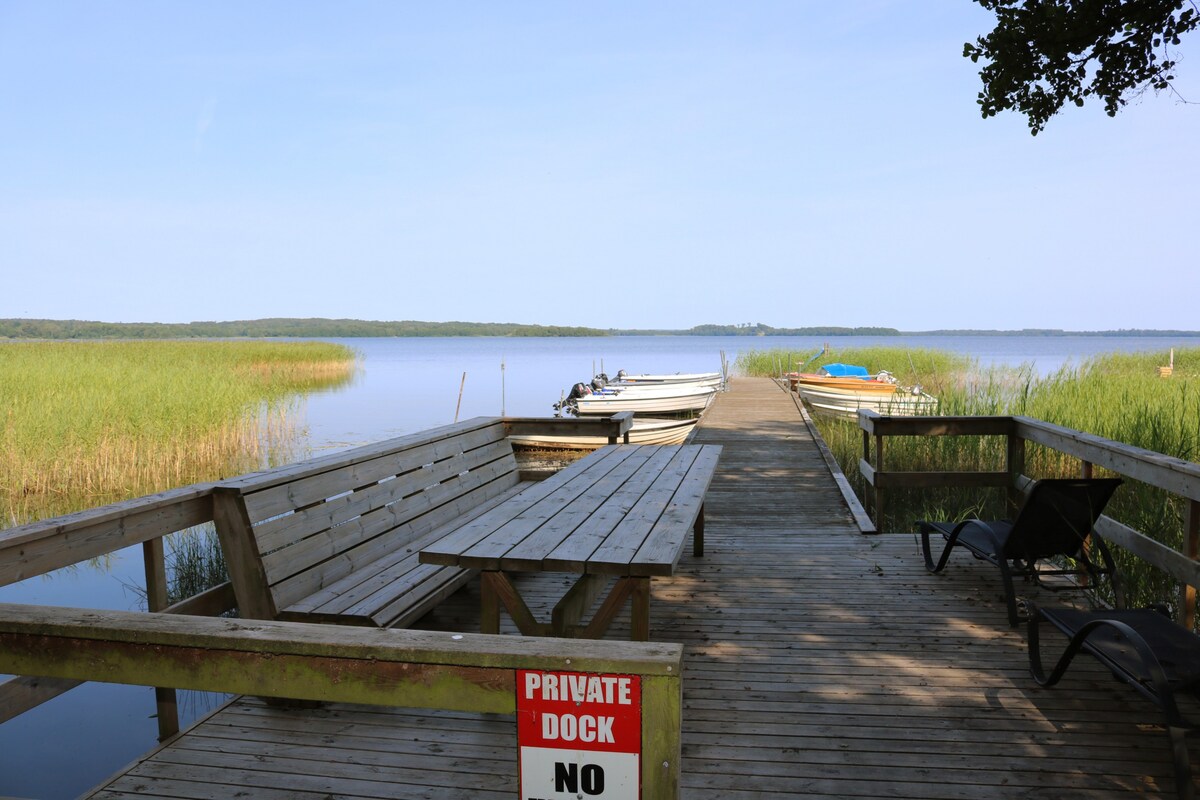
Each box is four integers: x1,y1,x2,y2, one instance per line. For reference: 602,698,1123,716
0,333,1192,798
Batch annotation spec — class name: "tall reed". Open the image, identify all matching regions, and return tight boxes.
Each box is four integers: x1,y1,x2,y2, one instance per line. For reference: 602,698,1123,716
0,340,356,527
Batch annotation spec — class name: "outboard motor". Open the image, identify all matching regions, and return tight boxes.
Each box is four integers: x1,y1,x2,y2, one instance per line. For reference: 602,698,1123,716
616,369,628,381
595,372,609,384
590,377,606,392
553,382,593,413
561,382,591,402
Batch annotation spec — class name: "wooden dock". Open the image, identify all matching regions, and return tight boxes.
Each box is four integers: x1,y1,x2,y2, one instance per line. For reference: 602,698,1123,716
84,378,1193,799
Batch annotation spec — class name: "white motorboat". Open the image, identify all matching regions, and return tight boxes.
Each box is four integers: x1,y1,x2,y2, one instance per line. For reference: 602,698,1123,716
608,370,725,390
560,380,716,415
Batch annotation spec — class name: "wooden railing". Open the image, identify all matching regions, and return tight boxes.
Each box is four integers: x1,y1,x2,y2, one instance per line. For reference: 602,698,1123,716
0,482,231,735
0,604,684,800
858,411,1200,627
0,416,638,734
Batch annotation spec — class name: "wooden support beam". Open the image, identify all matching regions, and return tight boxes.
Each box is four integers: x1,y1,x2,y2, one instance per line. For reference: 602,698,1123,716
1094,516,1200,589
0,582,237,724
0,604,682,713
1015,416,1200,502
552,573,609,636
481,571,545,636
1184,500,1199,630
629,577,651,641
142,537,179,740
0,605,684,796
0,486,216,586
1006,434,1026,517
0,676,82,724
872,470,1010,490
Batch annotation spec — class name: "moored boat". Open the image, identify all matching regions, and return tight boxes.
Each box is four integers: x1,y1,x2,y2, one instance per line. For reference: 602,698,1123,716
789,362,937,419
797,382,938,418
570,383,716,415
510,416,698,450
555,369,722,416
786,363,898,393
609,370,725,390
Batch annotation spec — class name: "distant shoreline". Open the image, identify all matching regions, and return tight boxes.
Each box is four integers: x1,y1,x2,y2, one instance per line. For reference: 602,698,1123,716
2,318,1199,340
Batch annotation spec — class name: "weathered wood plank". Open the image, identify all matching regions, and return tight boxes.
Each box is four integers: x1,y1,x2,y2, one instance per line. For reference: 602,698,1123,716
499,446,663,571
586,447,706,574
629,446,722,575
540,447,677,572
418,445,630,566
249,436,514,553
0,487,216,586
258,455,515,584
292,486,529,618
502,413,632,439
447,447,647,569
1016,415,1200,501
220,417,506,494
0,602,682,685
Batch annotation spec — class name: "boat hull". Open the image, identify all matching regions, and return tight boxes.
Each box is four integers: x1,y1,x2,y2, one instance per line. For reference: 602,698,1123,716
573,386,716,415
510,417,698,450
614,372,725,389
797,384,938,419
787,372,898,393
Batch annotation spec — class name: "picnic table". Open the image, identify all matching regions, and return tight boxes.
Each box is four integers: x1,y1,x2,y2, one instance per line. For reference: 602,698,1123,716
419,443,721,640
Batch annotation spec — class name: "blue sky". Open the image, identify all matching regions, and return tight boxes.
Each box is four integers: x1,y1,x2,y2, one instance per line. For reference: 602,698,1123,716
2,2,1196,331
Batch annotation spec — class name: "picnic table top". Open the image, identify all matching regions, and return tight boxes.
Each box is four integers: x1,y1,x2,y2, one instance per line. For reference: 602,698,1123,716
419,443,721,577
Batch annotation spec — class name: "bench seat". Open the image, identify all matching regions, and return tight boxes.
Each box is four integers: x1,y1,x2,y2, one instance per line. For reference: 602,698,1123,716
213,417,523,629
279,481,531,627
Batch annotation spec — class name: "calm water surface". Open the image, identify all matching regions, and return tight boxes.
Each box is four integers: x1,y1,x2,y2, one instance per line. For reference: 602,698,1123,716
0,334,1191,798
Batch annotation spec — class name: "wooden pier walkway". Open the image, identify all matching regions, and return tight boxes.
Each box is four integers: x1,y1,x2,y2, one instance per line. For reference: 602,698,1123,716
85,378,1191,799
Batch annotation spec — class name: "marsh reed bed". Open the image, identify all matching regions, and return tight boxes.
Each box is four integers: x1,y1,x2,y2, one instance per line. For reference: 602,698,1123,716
738,345,1200,611
0,340,356,528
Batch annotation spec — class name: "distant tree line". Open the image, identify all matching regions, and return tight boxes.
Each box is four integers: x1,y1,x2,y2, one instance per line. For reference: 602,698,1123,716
907,329,1200,337
0,318,610,339
680,324,901,337
2,318,1196,340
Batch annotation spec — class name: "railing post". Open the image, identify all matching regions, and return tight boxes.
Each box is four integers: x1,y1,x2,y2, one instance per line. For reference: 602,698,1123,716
1185,500,1199,630
640,671,682,800
142,538,179,740
874,432,886,533
1005,432,1025,517
1079,460,1094,589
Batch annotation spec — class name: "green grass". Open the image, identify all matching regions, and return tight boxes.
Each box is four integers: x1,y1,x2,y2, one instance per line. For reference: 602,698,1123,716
739,345,1200,615
0,340,357,526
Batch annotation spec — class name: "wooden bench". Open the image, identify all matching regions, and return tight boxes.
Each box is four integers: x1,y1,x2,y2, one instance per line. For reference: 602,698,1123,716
212,417,530,629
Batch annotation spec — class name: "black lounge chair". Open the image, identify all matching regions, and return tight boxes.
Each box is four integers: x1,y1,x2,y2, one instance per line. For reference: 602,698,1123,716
917,478,1122,626
1028,604,1199,799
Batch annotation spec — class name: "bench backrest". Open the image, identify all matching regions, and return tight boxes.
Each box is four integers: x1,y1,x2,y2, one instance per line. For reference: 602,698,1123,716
213,417,518,620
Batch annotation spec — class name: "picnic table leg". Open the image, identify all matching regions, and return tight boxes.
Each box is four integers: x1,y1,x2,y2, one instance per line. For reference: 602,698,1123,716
480,572,501,635
693,503,705,557
630,577,651,641
481,571,543,636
